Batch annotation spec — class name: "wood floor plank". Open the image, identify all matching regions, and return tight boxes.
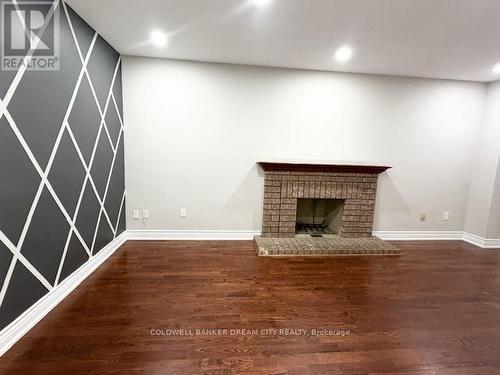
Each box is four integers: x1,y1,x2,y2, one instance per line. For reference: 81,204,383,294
0,240,499,374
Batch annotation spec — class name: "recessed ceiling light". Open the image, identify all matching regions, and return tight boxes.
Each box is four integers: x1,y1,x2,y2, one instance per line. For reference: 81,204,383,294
334,46,353,63
493,62,500,74
151,30,168,47
251,0,272,8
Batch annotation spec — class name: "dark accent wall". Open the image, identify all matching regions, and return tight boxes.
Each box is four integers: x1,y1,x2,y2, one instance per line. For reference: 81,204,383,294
0,1,125,330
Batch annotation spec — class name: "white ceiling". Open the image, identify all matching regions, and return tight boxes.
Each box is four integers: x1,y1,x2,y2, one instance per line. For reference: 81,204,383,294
66,0,500,82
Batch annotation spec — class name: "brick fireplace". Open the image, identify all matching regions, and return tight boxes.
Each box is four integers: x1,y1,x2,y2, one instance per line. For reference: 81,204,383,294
258,162,391,238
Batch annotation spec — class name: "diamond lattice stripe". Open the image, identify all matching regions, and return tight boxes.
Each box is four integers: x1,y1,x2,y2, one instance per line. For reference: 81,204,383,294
52,3,124,285
108,92,126,236
0,0,64,306
7,39,91,247
0,0,66,304
85,59,124,241
0,232,52,294
62,1,117,230
114,192,126,234
0,35,90,303
90,112,124,253
0,1,62,299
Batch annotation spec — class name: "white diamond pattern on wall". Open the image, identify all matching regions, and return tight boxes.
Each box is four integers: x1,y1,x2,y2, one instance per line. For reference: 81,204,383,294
0,0,125,330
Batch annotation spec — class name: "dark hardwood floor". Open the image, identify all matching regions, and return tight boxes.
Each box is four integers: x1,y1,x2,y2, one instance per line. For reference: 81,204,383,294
1,240,500,374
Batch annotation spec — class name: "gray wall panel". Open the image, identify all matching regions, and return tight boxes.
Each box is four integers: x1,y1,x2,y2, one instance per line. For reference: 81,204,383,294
0,1,125,331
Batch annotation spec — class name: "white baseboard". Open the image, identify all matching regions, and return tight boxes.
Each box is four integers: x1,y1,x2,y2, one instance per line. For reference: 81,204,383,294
126,229,261,241
462,232,500,249
127,229,500,248
373,230,463,241
0,231,128,357
374,230,500,249
126,230,498,248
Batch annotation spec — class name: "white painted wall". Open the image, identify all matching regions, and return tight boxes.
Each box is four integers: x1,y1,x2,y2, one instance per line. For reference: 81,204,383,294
488,161,500,238
122,56,487,233
465,80,500,238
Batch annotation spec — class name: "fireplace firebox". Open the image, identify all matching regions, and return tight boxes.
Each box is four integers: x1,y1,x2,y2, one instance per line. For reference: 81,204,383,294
295,199,345,236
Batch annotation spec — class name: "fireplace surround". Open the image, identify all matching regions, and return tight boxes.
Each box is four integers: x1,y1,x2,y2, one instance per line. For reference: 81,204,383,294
258,162,391,238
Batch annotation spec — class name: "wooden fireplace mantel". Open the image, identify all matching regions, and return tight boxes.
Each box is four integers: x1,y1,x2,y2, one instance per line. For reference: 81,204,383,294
257,162,391,174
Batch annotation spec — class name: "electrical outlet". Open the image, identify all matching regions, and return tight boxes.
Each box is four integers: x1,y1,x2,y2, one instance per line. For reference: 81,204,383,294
142,209,149,219
180,208,187,218
133,210,140,220
443,211,449,221
420,212,426,222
